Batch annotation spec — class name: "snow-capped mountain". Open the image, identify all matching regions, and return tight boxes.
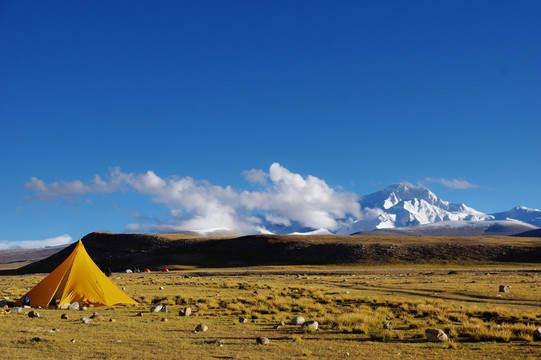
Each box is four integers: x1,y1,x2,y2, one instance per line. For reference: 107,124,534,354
336,183,493,235
490,206,541,228
220,182,540,236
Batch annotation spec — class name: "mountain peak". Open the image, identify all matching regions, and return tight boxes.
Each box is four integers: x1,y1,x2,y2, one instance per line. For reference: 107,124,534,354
491,206,541,227
337,182,493,234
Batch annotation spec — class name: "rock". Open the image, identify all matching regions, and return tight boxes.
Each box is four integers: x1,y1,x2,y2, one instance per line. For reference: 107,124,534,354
499,285,510,293
70,338,76,343
90,314,103,320
279,320,285,326
92,312,99,317
195,324,208,332
28,310,40,318
136,312,143,317
12,307,22,313
61,313,69,320
161,317,168,322
109,318,116,322
81,317,92,324
179,307,192,316
59,303,70,310
160,305,168,313
80,306,88,311
256,336,270,345
68,302,79,310
31,337,42,342
50,328,60,332
290,316,305,325
239,316,248,323
534,327,541,341
425,328,448,342
302,320,319,332
150,305,163,313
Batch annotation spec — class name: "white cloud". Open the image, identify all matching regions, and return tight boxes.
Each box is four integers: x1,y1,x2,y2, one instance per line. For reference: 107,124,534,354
243,168,268,185
25,163,361,233
424,177,477,190
0,234,73,250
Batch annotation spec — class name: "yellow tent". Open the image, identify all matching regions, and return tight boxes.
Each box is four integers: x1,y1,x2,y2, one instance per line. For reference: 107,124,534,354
17,239,137,307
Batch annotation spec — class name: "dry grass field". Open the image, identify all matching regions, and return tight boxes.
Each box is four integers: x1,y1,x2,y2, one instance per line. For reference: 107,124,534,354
1,264,540,359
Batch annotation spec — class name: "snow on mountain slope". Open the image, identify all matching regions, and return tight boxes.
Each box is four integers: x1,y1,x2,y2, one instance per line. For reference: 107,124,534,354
490,206,541,228
289,228,333,235
336,183,493,235
352,219,538,237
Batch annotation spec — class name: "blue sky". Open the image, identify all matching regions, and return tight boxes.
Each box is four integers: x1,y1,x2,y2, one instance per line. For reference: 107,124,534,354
1,1,540,247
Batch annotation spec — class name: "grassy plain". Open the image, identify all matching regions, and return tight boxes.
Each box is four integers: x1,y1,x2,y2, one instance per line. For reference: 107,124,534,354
1,264,540,359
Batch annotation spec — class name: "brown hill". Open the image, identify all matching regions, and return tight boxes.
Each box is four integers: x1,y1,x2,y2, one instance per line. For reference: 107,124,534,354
3,232,540,274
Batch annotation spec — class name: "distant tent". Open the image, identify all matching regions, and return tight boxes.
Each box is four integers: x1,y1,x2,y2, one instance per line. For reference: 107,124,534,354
16,240,137,308
144,268,151,273
161,267,169,272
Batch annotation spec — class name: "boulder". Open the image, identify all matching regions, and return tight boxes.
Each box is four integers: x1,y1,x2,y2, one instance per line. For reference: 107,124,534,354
28,310,40,318
150,305,163,313
256,336,270,345
534,327,541,341
499,285,510,293
195,324,208,332
81,317,92,324
425,328,448,342
68,302,79,310
302,320,319,332
180,307,192,316
290,316,305,325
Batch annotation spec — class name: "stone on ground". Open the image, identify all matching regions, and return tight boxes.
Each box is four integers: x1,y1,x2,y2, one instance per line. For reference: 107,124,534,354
256,336,270,345
302,320,319,331
195,324,208,332
425,328,448,342
290,316,305,325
